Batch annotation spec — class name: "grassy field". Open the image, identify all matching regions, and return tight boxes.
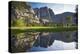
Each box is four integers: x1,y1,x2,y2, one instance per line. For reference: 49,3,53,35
10,26,78,34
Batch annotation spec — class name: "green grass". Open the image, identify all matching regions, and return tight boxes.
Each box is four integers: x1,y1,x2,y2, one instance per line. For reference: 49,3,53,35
10,26,78,34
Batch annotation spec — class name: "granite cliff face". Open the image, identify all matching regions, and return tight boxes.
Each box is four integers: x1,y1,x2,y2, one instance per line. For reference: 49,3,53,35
34,7,54,23
33,7,77,25
11,1,40,27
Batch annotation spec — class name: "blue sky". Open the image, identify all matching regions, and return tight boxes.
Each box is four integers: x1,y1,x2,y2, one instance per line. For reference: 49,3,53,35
29,2,76,14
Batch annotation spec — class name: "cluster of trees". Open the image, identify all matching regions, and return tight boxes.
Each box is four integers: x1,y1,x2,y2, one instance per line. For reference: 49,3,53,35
11,16,75,27
11,18,26,27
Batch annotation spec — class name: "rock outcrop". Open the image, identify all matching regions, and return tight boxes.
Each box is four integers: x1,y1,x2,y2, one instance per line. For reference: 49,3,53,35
10,1,40,27
34,7,54,23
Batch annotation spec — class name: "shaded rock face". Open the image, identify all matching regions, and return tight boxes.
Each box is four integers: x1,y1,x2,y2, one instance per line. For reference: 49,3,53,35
10,1,40,26
33,7,77,25
34,7,54,23
54,12,76,24
11,1,34,18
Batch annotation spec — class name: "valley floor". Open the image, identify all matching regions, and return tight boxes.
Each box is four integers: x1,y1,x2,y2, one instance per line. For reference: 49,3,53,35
10,26,78,33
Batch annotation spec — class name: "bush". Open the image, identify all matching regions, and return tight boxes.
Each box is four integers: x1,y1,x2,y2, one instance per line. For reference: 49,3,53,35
11,18,26,27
